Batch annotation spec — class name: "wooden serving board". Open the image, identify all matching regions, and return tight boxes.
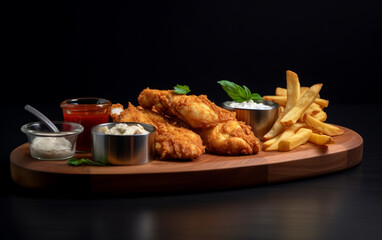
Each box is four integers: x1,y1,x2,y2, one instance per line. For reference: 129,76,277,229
10,126,363,194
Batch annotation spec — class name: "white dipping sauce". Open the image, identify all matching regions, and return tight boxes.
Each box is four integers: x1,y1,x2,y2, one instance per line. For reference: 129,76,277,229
31,137,73,159
110,107,123,116
100,123,149,135
225,100,273,110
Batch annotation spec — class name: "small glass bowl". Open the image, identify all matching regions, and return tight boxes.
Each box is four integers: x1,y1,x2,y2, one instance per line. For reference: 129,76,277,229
60,98,111,152
21,121,84,160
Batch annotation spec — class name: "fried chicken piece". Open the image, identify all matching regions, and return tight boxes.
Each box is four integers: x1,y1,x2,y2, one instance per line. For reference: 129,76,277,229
138,88,261,155
138,88,236,129
110,103,205,160
198,120,261,155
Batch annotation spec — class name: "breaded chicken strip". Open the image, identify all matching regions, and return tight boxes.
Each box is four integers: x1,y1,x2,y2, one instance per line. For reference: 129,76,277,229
138,88,261,155
110,103,205,160
138,88,236,129
198,120,261,155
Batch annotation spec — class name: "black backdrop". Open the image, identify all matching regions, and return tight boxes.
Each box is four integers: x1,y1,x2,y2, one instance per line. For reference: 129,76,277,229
8,0,382,105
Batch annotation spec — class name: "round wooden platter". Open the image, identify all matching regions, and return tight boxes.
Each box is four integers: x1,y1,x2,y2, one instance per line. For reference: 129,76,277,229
10,126,363,194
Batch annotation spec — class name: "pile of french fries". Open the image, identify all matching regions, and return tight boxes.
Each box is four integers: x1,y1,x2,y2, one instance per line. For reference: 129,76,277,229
262,70,344,151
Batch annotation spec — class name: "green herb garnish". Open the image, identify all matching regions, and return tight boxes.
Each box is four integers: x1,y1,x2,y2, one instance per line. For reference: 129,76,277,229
67,158,109,166
173,84,191,95
217,80,262,103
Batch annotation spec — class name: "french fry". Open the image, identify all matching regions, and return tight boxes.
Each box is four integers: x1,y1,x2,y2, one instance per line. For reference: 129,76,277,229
300,87,310,96
265,123,306,151
280,83,322,127
283,70,301,109
311,110,327,122
309,133,333,145
310,103,323,113
263,116,284,141
315,98,329,108
299,103,322,122
264,95,328,109
263,70,300,140
275,87,312,97
263,70,339,151
269,93,328,108
278,106,285,115
275,87,287,96
278,128,313,151
304,114,344,136
263,96,287,106
262,135,280,150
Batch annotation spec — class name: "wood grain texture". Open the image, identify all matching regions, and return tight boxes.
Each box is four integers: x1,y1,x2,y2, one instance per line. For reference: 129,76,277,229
10,126,363,194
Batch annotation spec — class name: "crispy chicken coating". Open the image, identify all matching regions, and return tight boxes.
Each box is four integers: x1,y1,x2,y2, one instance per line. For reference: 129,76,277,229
137,88,261,155
198,120,261,155
110,103,205,160
138,88,236,129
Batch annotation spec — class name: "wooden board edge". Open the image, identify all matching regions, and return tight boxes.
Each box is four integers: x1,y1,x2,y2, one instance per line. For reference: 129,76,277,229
88,164,269,194
10,161,92,192
347,138,363,169
268,139,363,184
8,126,364,194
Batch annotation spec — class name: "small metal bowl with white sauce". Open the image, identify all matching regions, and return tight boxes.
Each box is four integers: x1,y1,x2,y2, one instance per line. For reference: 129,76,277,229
91,122,156,166
223,100,279,139
21,121,84,160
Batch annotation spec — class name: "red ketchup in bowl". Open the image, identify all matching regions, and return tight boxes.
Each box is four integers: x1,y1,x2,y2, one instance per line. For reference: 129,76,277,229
61,98,111,152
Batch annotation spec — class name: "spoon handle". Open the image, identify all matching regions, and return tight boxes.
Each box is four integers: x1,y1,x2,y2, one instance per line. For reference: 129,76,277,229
24,105,60,133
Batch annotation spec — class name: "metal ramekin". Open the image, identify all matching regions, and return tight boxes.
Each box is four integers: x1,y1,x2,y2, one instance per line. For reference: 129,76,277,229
223,100,279,139
91,122,156,165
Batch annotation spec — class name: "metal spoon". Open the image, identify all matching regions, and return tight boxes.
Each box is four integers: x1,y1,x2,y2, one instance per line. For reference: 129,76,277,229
24,104,60,132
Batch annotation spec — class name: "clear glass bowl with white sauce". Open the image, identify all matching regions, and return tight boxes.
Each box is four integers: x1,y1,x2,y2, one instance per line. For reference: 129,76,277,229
21,121,84,160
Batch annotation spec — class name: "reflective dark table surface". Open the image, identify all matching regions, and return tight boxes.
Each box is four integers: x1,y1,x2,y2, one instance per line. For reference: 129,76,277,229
1,104,381,240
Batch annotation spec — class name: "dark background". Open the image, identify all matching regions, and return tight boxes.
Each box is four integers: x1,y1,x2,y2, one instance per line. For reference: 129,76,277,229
7,0,382,106
2,1,382,239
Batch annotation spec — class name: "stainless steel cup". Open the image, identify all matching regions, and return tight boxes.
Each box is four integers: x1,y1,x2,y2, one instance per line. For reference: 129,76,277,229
91,122,156,165
223,100,279,139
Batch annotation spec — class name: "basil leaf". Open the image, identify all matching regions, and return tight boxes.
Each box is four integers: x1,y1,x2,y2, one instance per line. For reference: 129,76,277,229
68,158,109,166
251,93,263,101
217,80,262,102
217,80,247,102
243,85,252,100
173,84,190,94
67,158,83,166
